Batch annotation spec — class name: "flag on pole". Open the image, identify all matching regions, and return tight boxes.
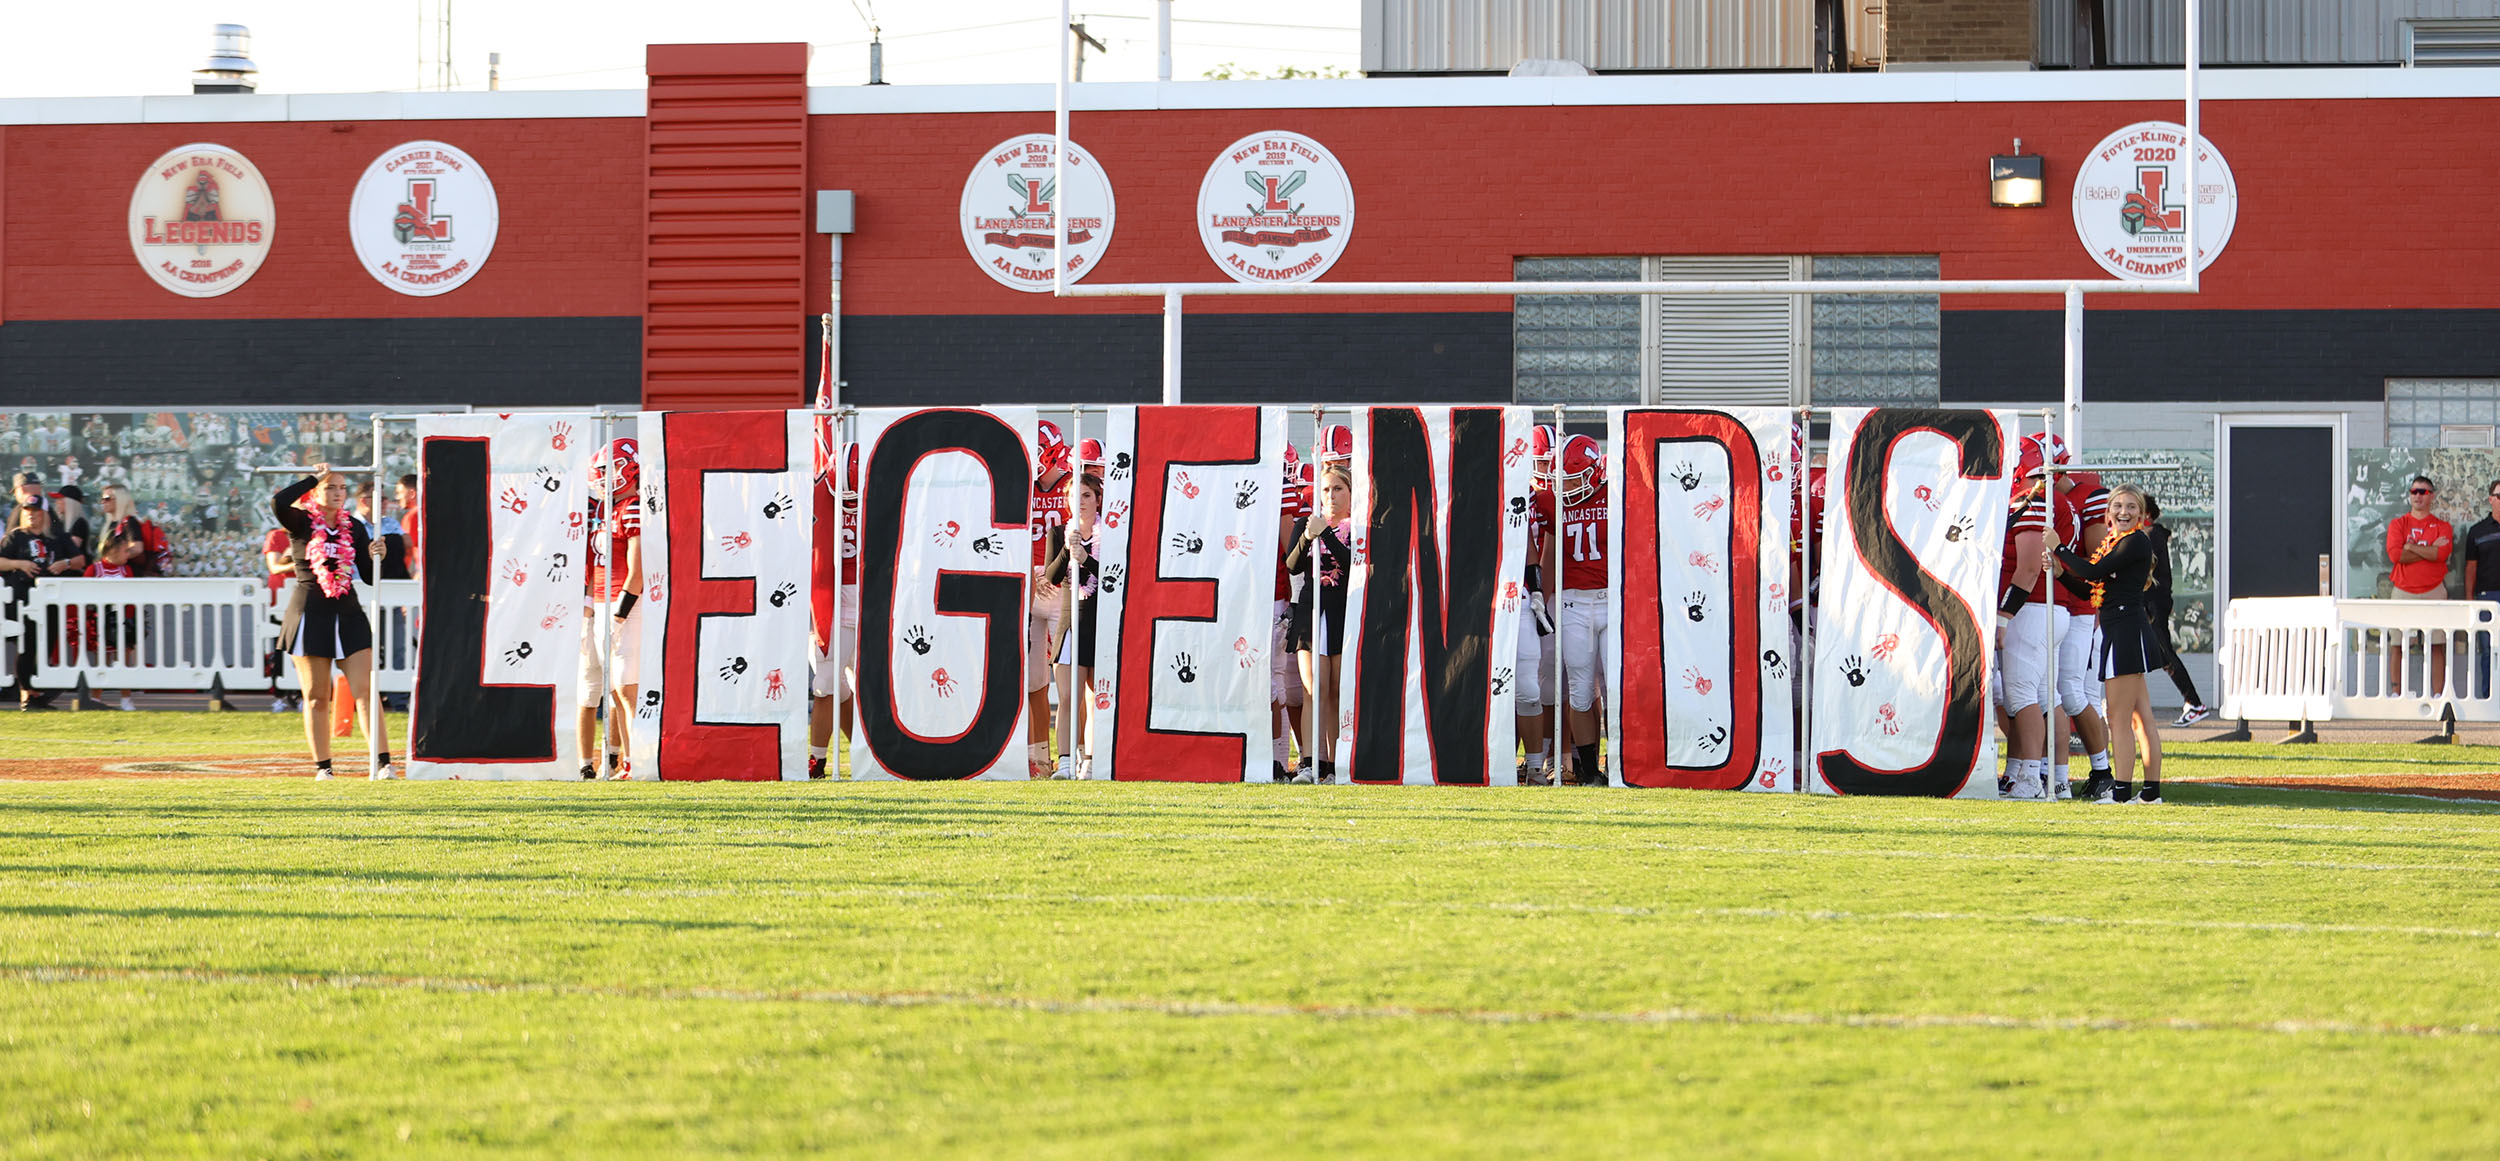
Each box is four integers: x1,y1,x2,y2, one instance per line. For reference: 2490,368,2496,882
813,316,836,410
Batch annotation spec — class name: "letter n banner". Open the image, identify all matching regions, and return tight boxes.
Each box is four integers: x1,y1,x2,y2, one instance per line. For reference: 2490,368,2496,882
1807,408,2014,798
1090,405,1284,781
409,414,594,779
1337,406,1532,785
847,407,1036,781
633,410,814,780
1606,407,1793,791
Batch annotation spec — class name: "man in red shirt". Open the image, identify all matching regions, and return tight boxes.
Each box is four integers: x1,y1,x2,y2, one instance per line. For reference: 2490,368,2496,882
1515,424,1560,784
1554,435,1609,785
580,439,644,779
2387,474,2456,694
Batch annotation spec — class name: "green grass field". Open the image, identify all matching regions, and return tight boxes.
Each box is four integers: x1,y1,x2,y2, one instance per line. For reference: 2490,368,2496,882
3,718,2499,1157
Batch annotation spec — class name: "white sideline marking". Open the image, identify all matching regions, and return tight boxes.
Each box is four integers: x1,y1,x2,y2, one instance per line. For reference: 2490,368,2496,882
2,964,2487,1040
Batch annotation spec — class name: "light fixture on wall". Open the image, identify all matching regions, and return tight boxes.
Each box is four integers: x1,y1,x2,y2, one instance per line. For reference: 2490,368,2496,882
1990,140,2045,208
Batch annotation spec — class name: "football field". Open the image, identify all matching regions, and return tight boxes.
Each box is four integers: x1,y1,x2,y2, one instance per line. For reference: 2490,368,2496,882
3,724,2498,1157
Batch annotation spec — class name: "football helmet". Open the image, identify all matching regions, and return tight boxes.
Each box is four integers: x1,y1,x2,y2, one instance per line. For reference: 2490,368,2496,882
1557,434,1603,505
1529,424,1559,484
589,438,639,503
1319,424,1353,463
1035,419,1071,484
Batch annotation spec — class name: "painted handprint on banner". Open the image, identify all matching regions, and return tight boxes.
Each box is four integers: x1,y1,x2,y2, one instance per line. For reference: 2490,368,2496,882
535,466,563,494
1092,679,1114,712
1503,436,1528,467
1685,590,1709,623
548,421,572,451
765,669,786,701
718,656,748,682
1688,551,1720,575
1681,667,1714,696
1912,484,1940,512
1173,471,1202,500
1099,564,1123,595
1870,633,1900,661
1234,480,1259,510
1692,494,1725,522
637,689,661,720
1878,703,1901,735
543,552,570,582
932,521,961,547
1840,655,1867,687
1700,724,1729,752
1759,758,1786,789
761,492,792,520
971,535,1005,560
931,669,958,698
503,641,533,666
1108,451,1133,481
1223,534,1254,558
767,582,796,608
1669,462,1703,492
1944,515,1976,543
1763,648,1788,680
540,605,568,631
1171,653,1197,684
719,532,753,554
904,625,933,656
564,511,585,542
503,557,529,588
499,487,529,514
1170,532,1204,555
1492,667,1512,696
1104,500,1129,530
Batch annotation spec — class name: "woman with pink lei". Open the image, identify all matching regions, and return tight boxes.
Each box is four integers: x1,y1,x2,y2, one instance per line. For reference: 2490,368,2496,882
272,464,392,780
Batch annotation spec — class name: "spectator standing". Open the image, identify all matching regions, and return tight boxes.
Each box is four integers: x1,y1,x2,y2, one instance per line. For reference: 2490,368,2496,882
262,519,298,713
2,503,84,710
355,481,410,580
2458,480,2500,699
97,483,173,577
2139,495,2209,725
49,484,93,560
83,534,145,711
2386,475,2455,695
394,474,421,576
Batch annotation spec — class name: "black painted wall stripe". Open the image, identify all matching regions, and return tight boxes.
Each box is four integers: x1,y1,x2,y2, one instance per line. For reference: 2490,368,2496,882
1942,308,2500,405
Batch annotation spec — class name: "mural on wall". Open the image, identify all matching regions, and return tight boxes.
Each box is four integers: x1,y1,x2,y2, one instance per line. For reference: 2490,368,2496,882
2094,449,2214,654
2345,449,2500,601
0,411,420,579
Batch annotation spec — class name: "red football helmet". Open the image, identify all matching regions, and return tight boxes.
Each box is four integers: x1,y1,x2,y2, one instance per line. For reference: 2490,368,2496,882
2013,438,2049,485
1529,424,1559,484
1035,419,1071,484
1319,424,1353,463
1557,435,1603,505
1281,441,1302,484
589,437,639,503
1297,461,1317,507
1077,437,1104,469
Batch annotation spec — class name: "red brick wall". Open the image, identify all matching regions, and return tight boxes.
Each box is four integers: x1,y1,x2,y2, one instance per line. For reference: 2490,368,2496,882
805,95,2500,319
0,117,642,321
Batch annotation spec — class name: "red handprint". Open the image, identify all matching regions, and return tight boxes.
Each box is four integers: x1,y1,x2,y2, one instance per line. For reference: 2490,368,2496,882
1105,500,1129,530
539,605,567,631
1174,470,1201,500
499,487,529,514
765,668,786,701
1503,437,1528,467
1912,484,1939,512
1223,533,1254,558
549,421,572,452
932,520,960,547
931,669,958,698
1092,680,1114,712
503,557,528,587
1878,703,1901,736
1870,633,1900,661
719,531,752,554
1693,494,1726,522
1688,551,1720,574
1681,667,1714,696
646,572,665,604
564,511,585,542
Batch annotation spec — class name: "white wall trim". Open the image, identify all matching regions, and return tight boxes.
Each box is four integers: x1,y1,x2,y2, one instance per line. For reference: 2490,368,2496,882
5,65,2497,126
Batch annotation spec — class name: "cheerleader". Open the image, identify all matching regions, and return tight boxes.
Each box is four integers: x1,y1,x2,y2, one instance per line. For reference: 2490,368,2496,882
2050,484,2164,805
272,465,391,780
1043,472,1104,779
1284,464,1354,783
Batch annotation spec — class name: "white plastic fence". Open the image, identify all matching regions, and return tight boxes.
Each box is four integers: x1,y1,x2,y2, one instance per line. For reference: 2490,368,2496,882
10,577,419,697
2221,596,2500,723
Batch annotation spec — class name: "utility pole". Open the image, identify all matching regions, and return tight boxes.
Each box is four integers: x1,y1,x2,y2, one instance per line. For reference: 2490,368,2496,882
1070,20,1107,82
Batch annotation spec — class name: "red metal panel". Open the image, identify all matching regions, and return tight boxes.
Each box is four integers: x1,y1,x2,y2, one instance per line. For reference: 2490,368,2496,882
643,43,811,411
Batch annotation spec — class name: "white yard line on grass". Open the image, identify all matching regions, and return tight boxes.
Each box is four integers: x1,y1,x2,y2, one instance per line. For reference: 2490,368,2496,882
1,963,2489,1040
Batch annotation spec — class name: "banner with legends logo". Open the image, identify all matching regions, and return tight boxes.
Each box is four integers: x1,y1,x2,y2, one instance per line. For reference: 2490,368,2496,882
1196,131,1355,284
350,140,501,296
958,134,1116,292
126,143,275,298
2072,121,2237,280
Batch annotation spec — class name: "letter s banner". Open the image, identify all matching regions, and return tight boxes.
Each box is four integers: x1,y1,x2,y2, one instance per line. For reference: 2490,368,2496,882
1807,408,2014,798
633,409,814,781
847,407,1036,781
1606,407,1791,791
409,413,594,779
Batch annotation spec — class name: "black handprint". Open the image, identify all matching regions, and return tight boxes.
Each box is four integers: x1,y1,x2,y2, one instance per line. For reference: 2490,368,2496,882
1170,532,1204,555
1944,515,1975,543
1685,590,1709,623
1234,479,1259,510
544,552,571,581
1670,461,1702,491
904,625,933,656
768,581,796,608
1171,653,1197,683
1764,649,1788,679
1492,667,1512,696
1110,451,1133,480
643,485,666,515
762,492,792,520
1840,655,1867,688
1509,495,1527,516
1701,724,1730,751
719,656,748,682
535,465,563,493
1099,564,1123,595
971,535,1004,559
637,689,661,719
503,641,534,666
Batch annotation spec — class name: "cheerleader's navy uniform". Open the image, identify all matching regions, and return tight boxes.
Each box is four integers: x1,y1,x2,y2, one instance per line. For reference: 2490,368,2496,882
272,476,377,660
2053,527,2162,680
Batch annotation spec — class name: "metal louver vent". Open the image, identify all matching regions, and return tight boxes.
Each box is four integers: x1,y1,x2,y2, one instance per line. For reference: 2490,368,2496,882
1647,256,1807,408
2406,19,2500,66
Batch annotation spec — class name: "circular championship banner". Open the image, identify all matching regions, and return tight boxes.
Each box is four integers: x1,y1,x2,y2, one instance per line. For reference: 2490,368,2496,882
2072,121,2237,280
126,143,275,298
1196,131,1355,284
958,134,1116,293
350,140,501,296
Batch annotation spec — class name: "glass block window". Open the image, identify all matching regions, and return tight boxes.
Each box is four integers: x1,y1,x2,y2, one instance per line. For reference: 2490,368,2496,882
2386,379,2500,448
1809,255,1940,406
1513,257,1641,405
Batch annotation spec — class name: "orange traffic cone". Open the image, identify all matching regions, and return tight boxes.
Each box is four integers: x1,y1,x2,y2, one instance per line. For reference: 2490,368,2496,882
331,674,356,738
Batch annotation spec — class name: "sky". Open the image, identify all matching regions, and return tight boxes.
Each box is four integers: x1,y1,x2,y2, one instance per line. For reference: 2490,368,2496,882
7,0,1362,98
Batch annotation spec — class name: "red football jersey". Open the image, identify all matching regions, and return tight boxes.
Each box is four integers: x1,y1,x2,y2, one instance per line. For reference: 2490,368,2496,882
810,483,860,641
1559,484,1609,591
1031,483,1069,568
586,492,640,601
1999,486,2077,605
